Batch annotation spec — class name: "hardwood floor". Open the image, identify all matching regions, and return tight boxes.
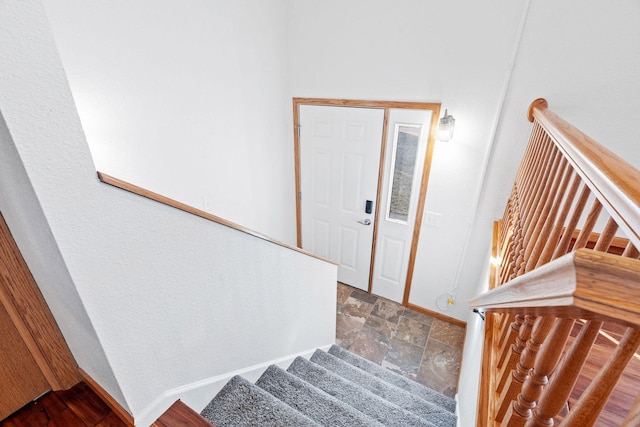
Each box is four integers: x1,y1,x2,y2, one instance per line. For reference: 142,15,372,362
151,401,213,427
0,382,128,427
558,320,640,426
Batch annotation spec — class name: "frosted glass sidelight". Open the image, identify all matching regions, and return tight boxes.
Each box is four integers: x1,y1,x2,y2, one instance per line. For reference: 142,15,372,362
386,124,422,223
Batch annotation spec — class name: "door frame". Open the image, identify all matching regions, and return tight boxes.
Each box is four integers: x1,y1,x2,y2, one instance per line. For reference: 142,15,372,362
293,98,441,305
0,212,79,394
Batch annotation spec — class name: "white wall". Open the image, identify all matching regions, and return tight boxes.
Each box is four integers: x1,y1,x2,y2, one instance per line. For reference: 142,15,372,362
286,0,528,321
1,2,337,425
43,0,297,244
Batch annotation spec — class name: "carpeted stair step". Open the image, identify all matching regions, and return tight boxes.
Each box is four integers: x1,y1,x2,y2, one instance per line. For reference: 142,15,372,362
200,375,319,427
328,343,456,413
287,356,436,427
310,349,457,427
256,364,384,427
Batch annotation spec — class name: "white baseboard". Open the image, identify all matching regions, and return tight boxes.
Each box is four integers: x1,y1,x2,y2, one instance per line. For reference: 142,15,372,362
134,343,334,426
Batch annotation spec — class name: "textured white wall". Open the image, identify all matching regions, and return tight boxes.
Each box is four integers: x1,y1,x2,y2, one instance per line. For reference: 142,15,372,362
1,2,336,425
285,0,528,321
43,0,296,244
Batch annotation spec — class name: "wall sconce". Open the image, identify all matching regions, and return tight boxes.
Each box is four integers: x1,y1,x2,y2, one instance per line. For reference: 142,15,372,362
437,109,456,141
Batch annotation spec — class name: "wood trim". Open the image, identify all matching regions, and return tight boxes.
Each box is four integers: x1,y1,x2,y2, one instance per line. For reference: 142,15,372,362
368,108,390,293
476,221,502,426
293,99,302,248
405,302,467,328
470,249,640,328
476,312,495,427
151,400,214,427
293,97,442,111
97,172,337,266
529,99,640,249
79,368,134,426
403,103,442,305
0,212,79,391
292,98,442,310
292,97,439,250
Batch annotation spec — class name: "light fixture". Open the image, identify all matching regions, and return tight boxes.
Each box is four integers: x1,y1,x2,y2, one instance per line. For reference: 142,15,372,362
437,109,456,142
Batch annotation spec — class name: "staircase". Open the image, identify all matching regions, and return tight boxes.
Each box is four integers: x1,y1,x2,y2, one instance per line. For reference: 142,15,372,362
200,344,457,426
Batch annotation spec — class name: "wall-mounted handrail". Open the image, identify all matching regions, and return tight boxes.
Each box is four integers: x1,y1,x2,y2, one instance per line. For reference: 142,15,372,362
97,172,337,266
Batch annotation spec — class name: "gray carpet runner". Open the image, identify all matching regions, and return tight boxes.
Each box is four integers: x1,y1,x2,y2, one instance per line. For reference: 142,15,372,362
201,344,457,427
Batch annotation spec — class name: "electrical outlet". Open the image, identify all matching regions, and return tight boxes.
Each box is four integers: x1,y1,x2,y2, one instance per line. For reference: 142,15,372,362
424,211,442,228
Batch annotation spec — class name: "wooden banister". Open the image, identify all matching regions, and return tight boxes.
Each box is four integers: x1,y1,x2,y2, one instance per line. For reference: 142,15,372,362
470,249,640,328
476,99,640,426
528,99,640,248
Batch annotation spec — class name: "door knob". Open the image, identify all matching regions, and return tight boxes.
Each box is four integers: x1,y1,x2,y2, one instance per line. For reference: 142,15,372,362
358,219,372,226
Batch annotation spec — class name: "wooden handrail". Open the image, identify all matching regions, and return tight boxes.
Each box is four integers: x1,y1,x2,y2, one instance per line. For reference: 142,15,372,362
528,98,640,248
97,172,337,266
470,248,640,328
476,99,640,426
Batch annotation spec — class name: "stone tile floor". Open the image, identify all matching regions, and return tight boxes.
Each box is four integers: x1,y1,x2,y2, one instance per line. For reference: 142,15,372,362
336,282,465,398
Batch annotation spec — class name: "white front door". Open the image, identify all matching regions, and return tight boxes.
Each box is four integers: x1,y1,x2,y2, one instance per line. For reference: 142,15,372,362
299,105,384,291
371,108,433,302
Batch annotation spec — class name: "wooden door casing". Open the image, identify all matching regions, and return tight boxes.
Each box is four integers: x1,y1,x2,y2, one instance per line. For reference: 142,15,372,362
0,212,79,419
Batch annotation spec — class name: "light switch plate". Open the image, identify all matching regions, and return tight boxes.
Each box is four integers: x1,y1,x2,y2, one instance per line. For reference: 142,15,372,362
424,211,442,227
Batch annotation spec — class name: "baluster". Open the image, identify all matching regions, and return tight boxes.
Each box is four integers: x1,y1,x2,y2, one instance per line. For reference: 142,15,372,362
500,202,519,286
497,313,515,349
516,125,546,193
523,154,566,269
498,315,536,392
508,217,525,281
499,238,514,285
552,185,591,259
503,318,576,426
572,198,603,250
497,314,526,370
593,217,619,252
516,137,550,238
527,320,603,427
622,242,640,259
537,172,580,266
496,316,555,422
514,123,541,184
499,191,514,246
518,130,550,207
502,227,517,283
520,141,557,245
560,328,640,427
525,159,571,272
